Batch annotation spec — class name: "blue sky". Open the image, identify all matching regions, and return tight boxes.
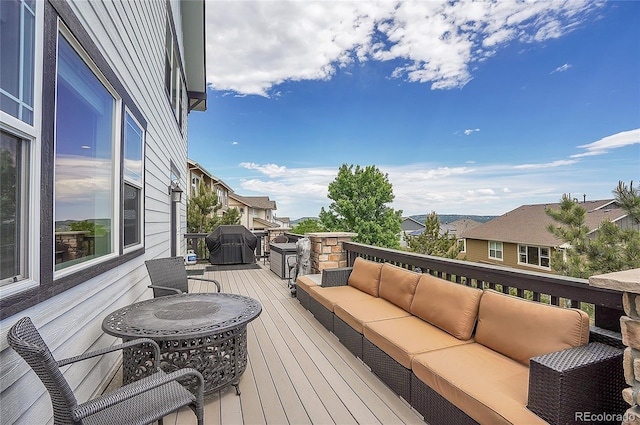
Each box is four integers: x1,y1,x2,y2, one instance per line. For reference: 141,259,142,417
188,1,640,220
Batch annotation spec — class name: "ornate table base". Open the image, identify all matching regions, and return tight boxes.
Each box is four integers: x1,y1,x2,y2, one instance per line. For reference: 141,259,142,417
122,325,249,396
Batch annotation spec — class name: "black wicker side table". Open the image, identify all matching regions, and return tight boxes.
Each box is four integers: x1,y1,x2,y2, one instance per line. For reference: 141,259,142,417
102,293,262,396
527,342,625,425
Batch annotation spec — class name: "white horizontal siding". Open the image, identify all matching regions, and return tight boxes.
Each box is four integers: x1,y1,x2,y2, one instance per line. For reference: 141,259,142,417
0,0,191,423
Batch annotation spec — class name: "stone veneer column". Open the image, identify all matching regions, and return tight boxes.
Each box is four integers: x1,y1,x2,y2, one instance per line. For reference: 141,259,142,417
307,232,357,274
590,268,640,425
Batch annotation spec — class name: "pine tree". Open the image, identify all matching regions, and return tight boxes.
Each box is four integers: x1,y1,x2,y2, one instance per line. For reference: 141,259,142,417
406,212,461,258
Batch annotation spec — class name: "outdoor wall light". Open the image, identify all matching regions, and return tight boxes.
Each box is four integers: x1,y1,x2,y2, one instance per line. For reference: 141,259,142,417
169,180,183,203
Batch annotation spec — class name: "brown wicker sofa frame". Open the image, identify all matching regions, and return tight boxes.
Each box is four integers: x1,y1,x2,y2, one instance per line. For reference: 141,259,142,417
296,265,625,425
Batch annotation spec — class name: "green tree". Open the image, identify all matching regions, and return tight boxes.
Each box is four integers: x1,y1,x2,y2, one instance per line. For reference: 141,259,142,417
546,180,640,278
319,164,402,248
186,181,240,233
291,218,325,235
406,212,461,258
187,180,220,233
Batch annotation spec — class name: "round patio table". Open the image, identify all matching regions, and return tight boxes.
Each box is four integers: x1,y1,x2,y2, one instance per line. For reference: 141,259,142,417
102,292,262,396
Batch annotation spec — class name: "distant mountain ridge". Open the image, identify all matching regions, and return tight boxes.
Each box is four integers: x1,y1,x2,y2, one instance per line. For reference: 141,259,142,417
408,214,496,225
291,214,496,226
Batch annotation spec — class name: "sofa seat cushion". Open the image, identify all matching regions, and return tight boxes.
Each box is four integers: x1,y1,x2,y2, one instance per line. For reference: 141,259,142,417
475,289,590,366
412,343,546,425
378,263,421,311
410,274,482,340
363,316,472,368
296,274,321,293
348,257,383,297
335,298,411,334
308,285,375,312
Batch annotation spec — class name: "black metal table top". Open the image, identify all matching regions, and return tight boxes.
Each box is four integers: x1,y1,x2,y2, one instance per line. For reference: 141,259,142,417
102,293,262,340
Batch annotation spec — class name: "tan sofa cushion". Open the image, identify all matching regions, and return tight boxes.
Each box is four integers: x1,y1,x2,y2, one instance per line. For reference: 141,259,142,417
475,289,590,366
363,316,472,368
347,257,383,297
335,298,411,333
308,285,374,312
410,274,482,340
378,263,420,311
412,343,546,425
296,274,321,293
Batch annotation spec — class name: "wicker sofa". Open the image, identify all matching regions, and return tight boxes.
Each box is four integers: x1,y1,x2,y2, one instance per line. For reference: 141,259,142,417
295,257,625,425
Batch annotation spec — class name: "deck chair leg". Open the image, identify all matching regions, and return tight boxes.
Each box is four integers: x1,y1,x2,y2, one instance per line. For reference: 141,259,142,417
234,382,241,396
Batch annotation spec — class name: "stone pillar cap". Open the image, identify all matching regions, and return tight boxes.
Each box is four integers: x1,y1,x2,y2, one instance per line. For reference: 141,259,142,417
589,268,640,294
307,232,358,237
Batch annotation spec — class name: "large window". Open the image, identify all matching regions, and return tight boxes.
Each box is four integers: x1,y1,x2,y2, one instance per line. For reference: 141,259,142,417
0,0,36,125
0,131,28,285
519,245,550,269
123,112,144,249
488,241,503,260
54,32,118,271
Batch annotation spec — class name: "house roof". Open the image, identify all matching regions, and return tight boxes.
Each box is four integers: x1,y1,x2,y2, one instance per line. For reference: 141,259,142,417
460,199,626,247
444,219,482,236
253,217,280,229
230,193,277,210
181,0,207,111
187,159,233,192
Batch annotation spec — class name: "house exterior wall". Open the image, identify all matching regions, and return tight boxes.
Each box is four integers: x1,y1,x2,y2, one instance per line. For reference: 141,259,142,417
0,1,198,423
464,239,557,274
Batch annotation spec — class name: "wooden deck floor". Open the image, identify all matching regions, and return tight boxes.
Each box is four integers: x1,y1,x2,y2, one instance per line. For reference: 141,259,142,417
163,262,425,425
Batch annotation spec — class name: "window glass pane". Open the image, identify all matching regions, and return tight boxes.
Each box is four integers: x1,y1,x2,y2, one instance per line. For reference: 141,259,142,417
0,0,35,125
55,35,115,271
124,114,143,184
123,183,140,247
527,246,539,265
541,257,550,268
0,131,24,283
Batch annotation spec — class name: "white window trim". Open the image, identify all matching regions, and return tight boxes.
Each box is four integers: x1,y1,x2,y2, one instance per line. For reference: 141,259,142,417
488,241,503,261
53,22,122,280
517,244,551,270
123,108,145,253
0,0,44,299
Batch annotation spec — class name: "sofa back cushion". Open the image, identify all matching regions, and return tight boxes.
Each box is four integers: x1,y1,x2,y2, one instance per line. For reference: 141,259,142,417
410,274,482,340
378,263,421,311
475,289,590,366
347,257,383,297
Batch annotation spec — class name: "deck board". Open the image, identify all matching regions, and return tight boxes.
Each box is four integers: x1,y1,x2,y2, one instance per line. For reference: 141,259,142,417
173,262,425,424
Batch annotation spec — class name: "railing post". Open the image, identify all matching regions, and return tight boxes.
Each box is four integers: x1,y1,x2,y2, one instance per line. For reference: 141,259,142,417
307,232,357,274
590,268,640,424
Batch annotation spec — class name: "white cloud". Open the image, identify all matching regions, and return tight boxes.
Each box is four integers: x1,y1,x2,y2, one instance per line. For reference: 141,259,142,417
551,63,572,73
571,128,640,158
514,159,579,169
239,162,288,177
231,141,239,145
206,0,604,96
464,128,480,135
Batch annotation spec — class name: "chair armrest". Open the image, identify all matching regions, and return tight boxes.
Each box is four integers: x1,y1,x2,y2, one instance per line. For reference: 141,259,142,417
527,342,625,425
57,338,162,369
148,284,183,295
72,368,204,421
187,277,221,292
321,267,353,287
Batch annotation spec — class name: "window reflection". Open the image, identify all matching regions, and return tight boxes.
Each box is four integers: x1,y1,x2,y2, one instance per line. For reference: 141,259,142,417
54,34,115,270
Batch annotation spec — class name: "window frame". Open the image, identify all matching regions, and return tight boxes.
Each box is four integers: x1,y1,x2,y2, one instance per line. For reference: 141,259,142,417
164,16,188,133
518,244,551,269
488,240,503,261
0,0,43,300
122,109,145,252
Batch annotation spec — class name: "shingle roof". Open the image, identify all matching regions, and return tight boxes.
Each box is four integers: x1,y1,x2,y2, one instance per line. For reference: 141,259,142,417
460,199,625,246
230,193,277,210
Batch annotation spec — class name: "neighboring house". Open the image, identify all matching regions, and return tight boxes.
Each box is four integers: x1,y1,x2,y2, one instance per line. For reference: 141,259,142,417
399,217,426,247
459,199,636,273
275,216,291,228
229,193,279,230
0,1,206,422
187,158,233,216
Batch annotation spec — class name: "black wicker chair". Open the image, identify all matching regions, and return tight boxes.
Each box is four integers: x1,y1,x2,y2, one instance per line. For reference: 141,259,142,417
145,256,221,297
7,316,204,425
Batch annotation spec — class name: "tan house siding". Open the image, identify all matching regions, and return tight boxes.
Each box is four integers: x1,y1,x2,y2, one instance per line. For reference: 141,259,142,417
464,239,557,274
